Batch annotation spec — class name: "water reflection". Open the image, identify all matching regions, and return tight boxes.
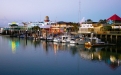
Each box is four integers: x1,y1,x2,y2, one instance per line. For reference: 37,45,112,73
9,40,20,54
2,36,121,70
80,46,121,70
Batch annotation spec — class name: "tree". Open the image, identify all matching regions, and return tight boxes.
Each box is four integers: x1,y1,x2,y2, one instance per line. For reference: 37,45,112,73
99,19,104,24
101,26,112,31
32,26,40,31
71,22,79,32
103,19,107,24
86,19,93,24
98,19,107,24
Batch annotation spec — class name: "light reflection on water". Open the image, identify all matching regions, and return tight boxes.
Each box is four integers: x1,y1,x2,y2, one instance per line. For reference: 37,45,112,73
0,36,121,75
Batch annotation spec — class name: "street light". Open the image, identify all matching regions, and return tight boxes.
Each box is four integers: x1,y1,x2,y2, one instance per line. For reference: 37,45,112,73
38,29,39,36
26,30,27,39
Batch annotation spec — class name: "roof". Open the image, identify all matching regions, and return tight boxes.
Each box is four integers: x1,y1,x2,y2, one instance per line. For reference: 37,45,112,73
107,14,121,21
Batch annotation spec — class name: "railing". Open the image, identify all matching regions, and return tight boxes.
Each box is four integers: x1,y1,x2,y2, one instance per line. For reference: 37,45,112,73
97,31,121,34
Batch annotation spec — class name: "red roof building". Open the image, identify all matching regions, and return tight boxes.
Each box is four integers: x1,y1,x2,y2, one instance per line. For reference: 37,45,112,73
107,14,121,30
107,14,121,21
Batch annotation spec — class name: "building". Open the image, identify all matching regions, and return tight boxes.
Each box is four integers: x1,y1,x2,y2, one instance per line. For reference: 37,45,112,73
107,14,121,30
0,27,4,34
7,16,75,34
78,24,94,34
94,14,121,34
50,21,74,34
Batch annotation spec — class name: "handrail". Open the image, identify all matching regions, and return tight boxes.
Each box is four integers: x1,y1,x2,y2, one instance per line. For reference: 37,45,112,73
97,31,121,34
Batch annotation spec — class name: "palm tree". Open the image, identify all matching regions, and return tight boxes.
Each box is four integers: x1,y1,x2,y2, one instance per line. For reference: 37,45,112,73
99,19,104,24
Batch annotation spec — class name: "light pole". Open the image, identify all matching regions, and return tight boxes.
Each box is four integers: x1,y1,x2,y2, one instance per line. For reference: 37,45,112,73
46,30,47,42
11,29,12,36
38,29,39,36
19,30,20,39
25,30,28,45
26,30,27,39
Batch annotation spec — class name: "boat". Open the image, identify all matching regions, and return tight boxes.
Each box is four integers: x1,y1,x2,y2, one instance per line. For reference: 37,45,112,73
69,36,89,45
60,35,71,43
69,38,77,44
40,36,45,40
53,37,61,42
85,37,115,47
19,34,25,38
47,36,53,42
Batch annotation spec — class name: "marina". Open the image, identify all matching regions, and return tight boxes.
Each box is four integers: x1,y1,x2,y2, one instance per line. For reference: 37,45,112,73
0,35,121,75
0,0,121,75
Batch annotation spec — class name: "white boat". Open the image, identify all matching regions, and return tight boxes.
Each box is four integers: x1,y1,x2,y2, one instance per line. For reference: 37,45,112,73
69,38,78,44
47,36,53,42
69,37,88,45
40,36,45,40
85,37,115,47
53,37,61,42
60,35,71,43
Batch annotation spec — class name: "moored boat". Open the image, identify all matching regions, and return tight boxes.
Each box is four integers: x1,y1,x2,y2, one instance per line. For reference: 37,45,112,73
53,37,61,42
85,37,115,47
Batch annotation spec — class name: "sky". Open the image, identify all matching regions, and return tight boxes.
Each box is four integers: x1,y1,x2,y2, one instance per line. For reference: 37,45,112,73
0,0,121,27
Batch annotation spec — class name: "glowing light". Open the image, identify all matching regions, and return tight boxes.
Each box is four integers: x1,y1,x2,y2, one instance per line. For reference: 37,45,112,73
110,55,116,62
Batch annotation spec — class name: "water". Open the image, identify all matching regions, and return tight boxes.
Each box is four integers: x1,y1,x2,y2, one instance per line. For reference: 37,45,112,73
0,35,121,75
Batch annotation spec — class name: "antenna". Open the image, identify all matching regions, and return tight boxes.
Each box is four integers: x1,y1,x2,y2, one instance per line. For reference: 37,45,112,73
78,0,81,23
40,13,41,22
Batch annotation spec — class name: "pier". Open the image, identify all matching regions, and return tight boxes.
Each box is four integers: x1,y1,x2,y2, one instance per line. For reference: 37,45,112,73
91,31,121,44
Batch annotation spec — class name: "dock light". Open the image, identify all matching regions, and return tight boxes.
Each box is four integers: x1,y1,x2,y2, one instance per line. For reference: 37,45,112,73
38,30,39,36
26,30,28,39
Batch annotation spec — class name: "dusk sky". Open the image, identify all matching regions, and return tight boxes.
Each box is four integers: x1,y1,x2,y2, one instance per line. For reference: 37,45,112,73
0,0,121,26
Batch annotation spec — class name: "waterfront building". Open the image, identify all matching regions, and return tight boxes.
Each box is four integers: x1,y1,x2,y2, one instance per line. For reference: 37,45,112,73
93,14,121,34
8,22,25,31
50,21,74,34
80,14,121,35
0,27,4,34
8,22,19,26
7,16,76,35
107,14,121,30
78,24,94,34
22,16,55,28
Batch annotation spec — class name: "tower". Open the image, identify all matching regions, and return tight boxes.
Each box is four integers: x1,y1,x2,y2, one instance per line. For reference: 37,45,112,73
44,16,50,22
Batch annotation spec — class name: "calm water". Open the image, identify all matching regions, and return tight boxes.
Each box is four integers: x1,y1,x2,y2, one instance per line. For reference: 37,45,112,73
0,35,121,75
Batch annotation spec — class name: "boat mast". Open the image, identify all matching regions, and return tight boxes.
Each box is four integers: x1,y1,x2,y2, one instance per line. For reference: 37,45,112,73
78,0,81,23
40,13,41,22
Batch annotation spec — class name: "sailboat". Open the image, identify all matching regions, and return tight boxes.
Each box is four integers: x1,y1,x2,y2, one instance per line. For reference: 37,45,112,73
69,0,88,45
